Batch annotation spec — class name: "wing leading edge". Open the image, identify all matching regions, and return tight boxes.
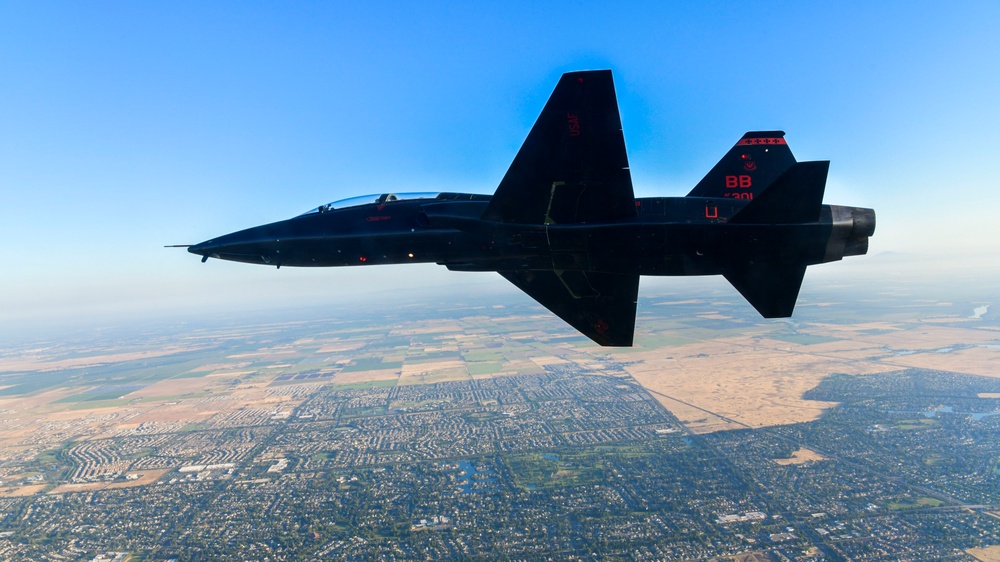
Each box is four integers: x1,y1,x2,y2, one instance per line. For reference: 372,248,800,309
483,69,636,225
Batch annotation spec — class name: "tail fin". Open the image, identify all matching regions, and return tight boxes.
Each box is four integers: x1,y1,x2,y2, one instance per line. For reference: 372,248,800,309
730,161,829,225
724,161,831,318
687,131,796,200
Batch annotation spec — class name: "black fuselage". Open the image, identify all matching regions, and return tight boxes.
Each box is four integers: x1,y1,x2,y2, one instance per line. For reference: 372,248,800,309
188,193,873,276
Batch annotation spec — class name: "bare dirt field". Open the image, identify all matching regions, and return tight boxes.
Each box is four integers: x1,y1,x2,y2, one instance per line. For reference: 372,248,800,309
399,360,470,385
774,447,827,465
188,361,253,373
0,484,47,497
623,318,998,432
124,376,221,399
730,552,776,562
316,342,368,353
884,346,999,377
968,545,1000,562
389,322,465,336
331,368,401,385
0,346,204,372
624,339,880,430
530,356,570,368
48,469,172,495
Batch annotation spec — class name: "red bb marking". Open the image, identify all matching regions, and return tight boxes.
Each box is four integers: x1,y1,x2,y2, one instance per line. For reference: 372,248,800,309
594,320,609,334
725,175,752,188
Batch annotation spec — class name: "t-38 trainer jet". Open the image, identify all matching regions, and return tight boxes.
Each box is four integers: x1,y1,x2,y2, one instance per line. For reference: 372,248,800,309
187,70,875,346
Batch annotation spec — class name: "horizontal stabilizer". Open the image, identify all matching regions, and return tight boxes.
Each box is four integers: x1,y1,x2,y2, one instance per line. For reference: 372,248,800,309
724,261,807,318
500,270,639,346
483,70,636,225
730,161,830,225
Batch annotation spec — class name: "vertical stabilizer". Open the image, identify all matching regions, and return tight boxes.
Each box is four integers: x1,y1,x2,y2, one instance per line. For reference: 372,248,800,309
687,131,796,200
730,161,829,224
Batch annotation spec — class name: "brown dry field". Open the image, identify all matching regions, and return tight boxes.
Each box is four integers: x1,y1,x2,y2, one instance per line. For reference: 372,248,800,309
0,484,47,497
968,545,1000,562
123,376,221,399
624,320,999,431
814,321,904,331
389,322,465,336
0,386,80,413
624,339,881,430
188,361,252,373
882,346,999,377
730,552,776,562
774,447,827,465
0,346,204,372
206,370,256,378
330,368,400,385
399,360,469,385
316,341,368,353
107,403,217,428
48,469,172,495
530,355,570,367
865,324,999,348
642,391,743,433
500,359,546,376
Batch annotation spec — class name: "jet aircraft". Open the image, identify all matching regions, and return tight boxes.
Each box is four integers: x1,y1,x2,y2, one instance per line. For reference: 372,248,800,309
187,70,875,346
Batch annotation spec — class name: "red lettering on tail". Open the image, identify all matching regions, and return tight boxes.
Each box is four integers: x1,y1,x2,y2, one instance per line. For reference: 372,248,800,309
567,113,581,137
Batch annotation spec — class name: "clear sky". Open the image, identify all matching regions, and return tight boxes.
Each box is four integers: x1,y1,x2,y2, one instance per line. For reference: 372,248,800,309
2,2,998,333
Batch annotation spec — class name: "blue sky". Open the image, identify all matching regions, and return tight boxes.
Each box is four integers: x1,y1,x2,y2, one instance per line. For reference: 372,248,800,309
2,2,998,332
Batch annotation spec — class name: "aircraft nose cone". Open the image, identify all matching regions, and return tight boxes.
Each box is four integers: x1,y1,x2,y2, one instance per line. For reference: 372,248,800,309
188,240,220,261
188,241,210,255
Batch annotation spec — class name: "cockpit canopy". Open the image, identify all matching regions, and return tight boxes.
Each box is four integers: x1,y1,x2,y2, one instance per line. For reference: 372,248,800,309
299,192,491,216
300,192,441,216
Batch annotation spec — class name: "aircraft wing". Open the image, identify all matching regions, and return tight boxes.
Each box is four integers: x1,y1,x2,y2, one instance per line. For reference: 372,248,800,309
482,70,636,225
483,70,639,346
500,270,639,346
